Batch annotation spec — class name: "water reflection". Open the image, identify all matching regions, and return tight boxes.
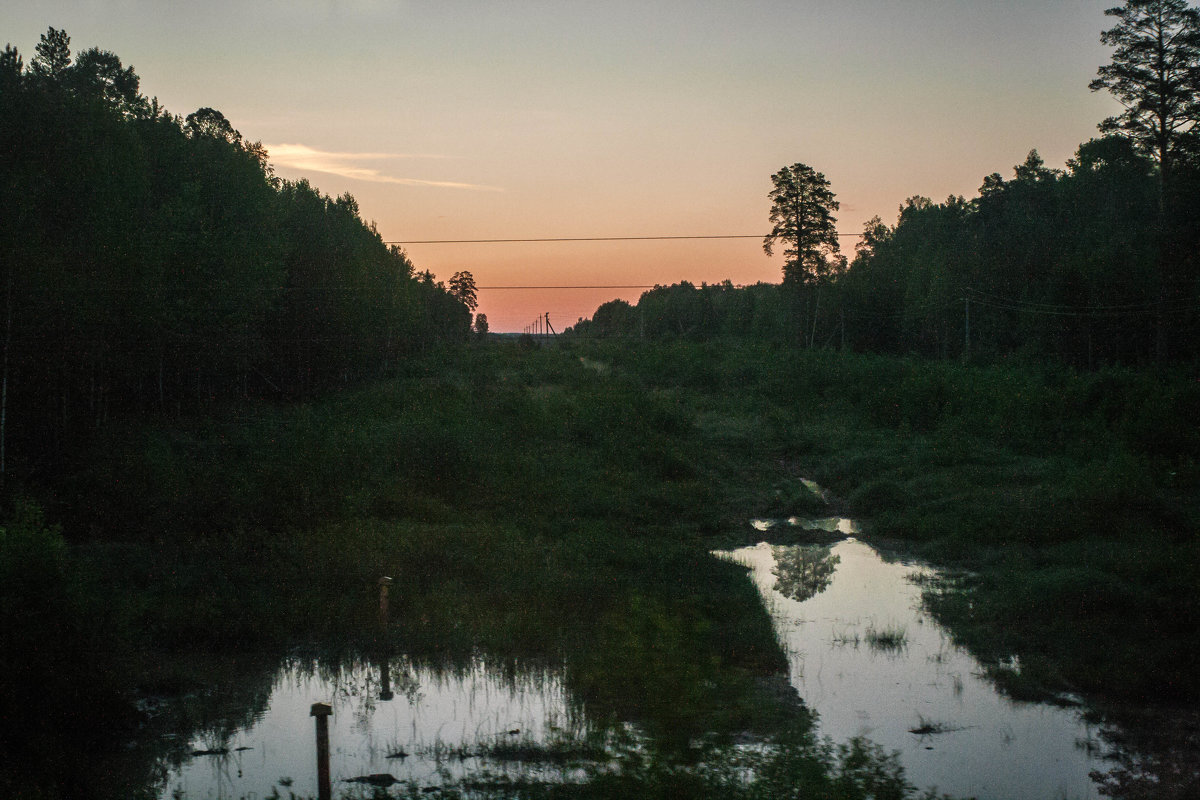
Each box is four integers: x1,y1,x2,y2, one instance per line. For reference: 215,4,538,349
770,543,840,603
721,536,1113,800
146,523,1190,799
160,656,584,799
378,653,393,701
752,516,859,534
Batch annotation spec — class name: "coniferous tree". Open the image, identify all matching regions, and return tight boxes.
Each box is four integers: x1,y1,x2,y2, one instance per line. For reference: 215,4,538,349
1090,0,1200,358
762,163,841,286
28,27,69,80
1090,0,1200,188
448,270,478,312
763,163,842,346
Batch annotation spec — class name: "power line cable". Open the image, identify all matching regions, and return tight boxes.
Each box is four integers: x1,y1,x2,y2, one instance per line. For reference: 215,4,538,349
967,296,1200,317
843,298,962,322
478,285,657,290
964,287,1174,312
387,233,864,244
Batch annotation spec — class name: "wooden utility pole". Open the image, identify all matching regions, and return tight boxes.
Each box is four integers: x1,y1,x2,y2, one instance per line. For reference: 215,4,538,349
1,273,10,489
963,295,970,361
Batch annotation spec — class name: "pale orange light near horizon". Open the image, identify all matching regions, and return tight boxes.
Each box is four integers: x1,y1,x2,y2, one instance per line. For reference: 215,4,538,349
4,1,1123,331
400,237,788,333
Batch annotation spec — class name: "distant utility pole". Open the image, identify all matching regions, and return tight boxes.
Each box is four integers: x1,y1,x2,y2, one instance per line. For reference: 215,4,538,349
963,295,970,361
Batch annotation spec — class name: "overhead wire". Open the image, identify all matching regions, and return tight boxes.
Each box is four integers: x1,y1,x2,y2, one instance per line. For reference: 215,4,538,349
387,233,864,244
967,295,1200,317
964,287,1175,312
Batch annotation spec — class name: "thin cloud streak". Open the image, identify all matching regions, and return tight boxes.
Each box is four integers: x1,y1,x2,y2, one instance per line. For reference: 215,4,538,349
265,143,502,191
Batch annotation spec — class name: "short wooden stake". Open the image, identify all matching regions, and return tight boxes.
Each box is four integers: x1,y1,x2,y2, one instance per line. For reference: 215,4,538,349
378,576,393,629
311,702,332,800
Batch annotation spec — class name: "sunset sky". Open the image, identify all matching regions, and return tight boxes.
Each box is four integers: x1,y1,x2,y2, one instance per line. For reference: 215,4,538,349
5,1,1122,331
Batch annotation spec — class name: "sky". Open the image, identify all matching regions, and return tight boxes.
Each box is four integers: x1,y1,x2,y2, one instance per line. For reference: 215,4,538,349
4,1,1123,332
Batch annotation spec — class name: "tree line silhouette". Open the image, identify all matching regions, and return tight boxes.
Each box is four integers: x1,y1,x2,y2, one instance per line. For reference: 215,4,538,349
572,0,1200,367
1,29,474,476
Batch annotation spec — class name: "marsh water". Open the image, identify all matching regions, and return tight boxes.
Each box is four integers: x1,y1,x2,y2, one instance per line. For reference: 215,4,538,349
720,532,1109,799
155,526,1125,799
159,658,585,798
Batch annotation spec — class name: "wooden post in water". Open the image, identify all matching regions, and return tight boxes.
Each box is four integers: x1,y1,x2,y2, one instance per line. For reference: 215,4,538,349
310,702,332,800
379,654,393,701
378,576,393,630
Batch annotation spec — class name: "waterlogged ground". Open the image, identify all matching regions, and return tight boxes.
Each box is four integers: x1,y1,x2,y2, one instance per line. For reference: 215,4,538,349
154,530,1133,800
161,657,587,799
719,532,1112,800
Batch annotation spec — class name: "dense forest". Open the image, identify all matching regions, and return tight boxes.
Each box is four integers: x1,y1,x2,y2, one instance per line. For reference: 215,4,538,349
570,139,1200,366
0,28,473,480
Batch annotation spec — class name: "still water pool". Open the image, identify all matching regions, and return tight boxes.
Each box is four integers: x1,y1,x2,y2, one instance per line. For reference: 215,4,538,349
161,530,1122,799
161,657,583,798
719,535,1108,799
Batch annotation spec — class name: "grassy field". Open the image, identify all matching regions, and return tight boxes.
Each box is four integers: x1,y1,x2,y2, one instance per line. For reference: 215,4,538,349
3,338,1197,797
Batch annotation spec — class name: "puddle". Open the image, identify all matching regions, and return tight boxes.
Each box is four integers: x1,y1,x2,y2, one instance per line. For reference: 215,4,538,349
751,516,860,535
718,536,1112,799
160,656,588,799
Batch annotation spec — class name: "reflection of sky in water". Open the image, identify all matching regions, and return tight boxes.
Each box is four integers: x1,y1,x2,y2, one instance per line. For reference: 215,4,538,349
162,535,1117,799
752,517,860,534
162,658,579,799
722,538,1108,800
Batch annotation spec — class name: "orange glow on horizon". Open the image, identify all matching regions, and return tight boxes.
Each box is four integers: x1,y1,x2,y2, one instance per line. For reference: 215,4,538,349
403,238,790,333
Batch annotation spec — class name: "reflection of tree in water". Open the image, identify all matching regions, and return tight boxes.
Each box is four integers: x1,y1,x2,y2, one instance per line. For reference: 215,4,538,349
771,544,840,603
1090,706,1200,800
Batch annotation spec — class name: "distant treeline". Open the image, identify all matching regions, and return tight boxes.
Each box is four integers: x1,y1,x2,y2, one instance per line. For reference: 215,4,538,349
0,30,471,474
570,141,1200,366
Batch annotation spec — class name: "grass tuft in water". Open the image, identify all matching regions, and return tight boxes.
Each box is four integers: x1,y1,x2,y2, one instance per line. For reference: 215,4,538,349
831,628,861,648
864,623,908,653
908,715,966,736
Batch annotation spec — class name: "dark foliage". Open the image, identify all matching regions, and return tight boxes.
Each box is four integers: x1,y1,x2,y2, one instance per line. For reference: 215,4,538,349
0,29,472,481
570,139,1199,367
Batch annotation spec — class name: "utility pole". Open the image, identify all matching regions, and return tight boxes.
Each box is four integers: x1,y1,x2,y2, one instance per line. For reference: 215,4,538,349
963,295,970,362
1,272,10,489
